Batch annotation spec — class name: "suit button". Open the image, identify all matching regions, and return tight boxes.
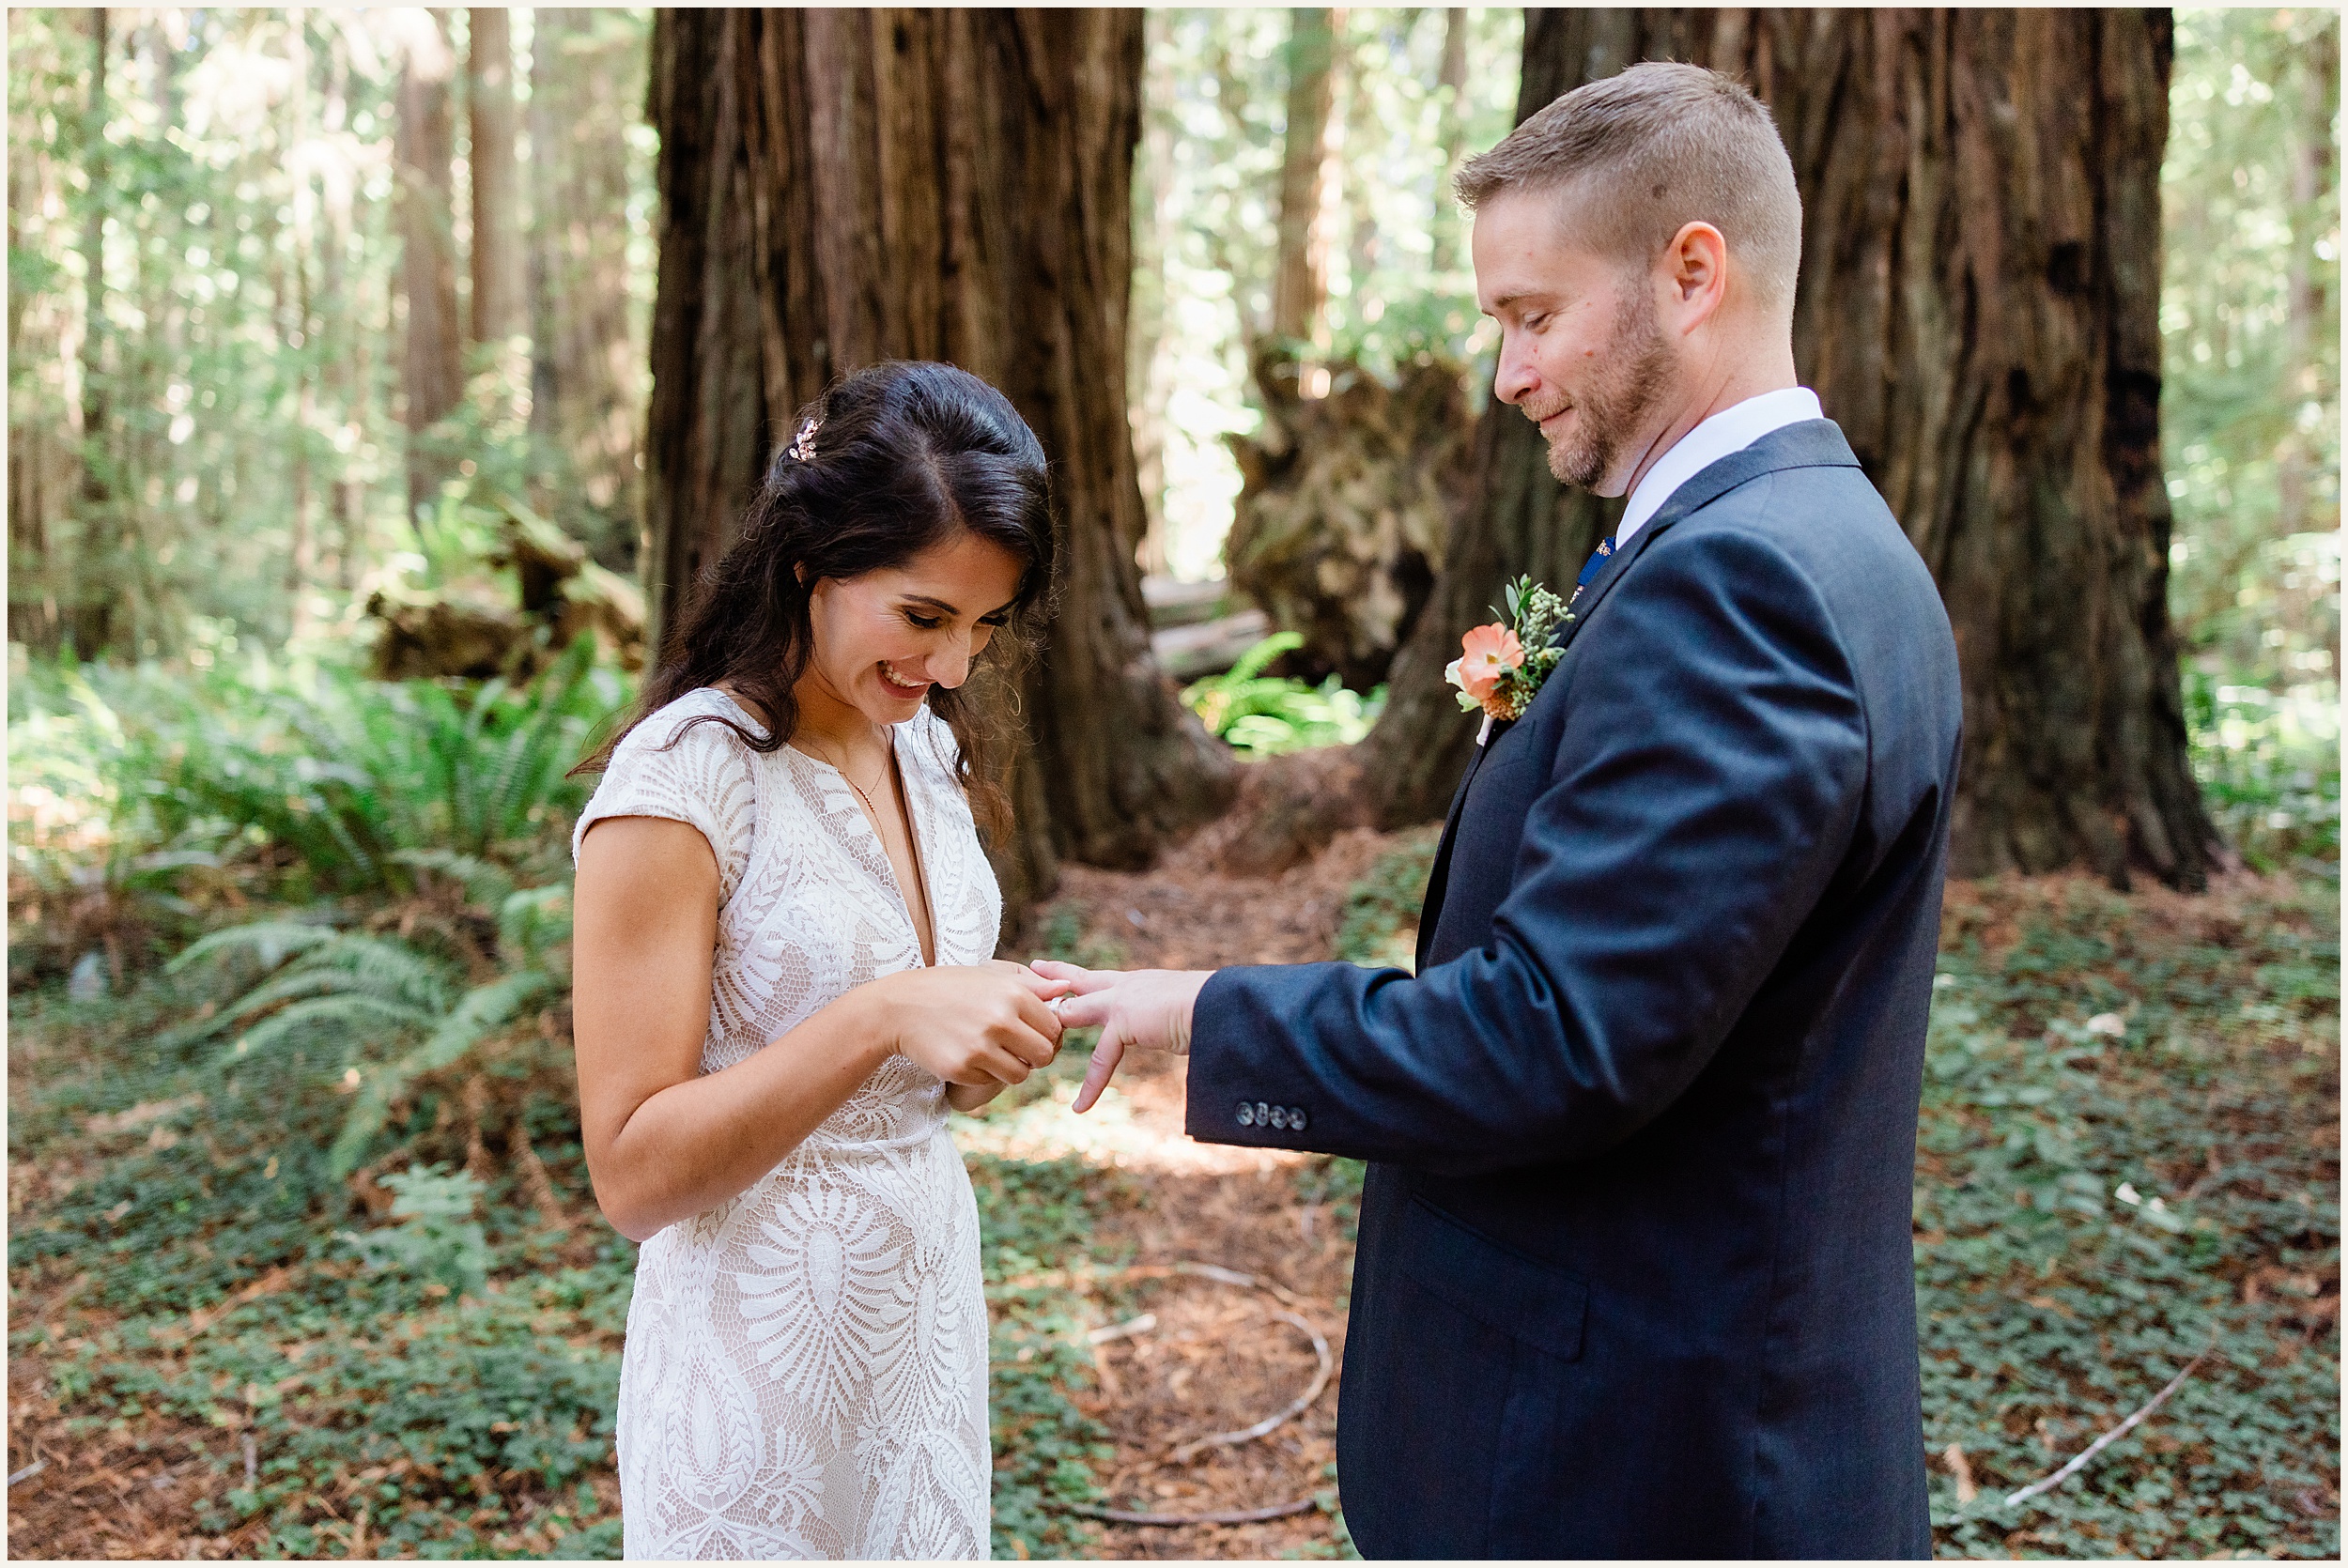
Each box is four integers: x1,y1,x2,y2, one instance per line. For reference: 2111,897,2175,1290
1267,1105,1288,1130
1254,1100,1271,1128
1289,1106,1307,1131
1235,1101,1254,1127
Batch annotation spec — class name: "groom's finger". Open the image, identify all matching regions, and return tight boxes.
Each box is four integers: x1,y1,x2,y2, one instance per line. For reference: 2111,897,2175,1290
1070,1029,1125,1115
1051,987,1115,1031
1028,958,1115,994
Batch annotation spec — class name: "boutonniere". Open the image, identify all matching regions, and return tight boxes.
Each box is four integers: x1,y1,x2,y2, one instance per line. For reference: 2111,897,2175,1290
1444,574,1568,733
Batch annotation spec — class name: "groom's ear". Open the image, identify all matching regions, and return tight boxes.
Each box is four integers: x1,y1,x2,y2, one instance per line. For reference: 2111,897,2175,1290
1661,221,1731,327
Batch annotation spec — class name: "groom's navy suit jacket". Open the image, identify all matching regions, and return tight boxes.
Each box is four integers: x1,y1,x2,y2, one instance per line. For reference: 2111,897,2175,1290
1187,421,1962,1559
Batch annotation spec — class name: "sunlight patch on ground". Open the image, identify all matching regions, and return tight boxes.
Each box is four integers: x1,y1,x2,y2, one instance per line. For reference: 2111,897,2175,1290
953,1067,1308,1177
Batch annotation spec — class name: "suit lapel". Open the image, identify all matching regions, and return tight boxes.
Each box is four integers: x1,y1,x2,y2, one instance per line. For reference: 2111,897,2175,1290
1408,421,1863,960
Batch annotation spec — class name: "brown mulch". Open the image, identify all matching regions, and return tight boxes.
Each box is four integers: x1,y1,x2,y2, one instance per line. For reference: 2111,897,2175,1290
5,1279,270,1560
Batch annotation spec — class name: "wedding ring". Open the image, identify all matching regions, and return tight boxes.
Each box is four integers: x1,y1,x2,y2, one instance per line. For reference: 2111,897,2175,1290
1047,995,1067,1016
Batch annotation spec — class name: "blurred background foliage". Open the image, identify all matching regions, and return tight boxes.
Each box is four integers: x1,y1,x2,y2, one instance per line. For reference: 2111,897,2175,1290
2161,8,2340,868
4,7,2338,1560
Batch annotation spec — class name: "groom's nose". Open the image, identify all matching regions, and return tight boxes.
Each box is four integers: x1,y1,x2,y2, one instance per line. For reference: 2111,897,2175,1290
1493,335,1539,407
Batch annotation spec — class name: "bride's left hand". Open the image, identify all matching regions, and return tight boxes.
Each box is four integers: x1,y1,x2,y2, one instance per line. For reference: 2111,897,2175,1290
1027,960,1213,1114
945,962,1076,1112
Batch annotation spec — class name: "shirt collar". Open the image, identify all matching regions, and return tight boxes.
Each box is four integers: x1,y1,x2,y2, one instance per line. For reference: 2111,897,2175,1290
1615,387,1824,546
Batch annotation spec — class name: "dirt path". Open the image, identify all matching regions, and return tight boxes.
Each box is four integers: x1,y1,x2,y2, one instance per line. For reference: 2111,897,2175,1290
971,827,1431,1559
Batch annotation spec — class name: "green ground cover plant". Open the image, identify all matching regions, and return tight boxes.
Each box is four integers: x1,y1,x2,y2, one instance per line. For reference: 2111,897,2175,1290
9,648,2337,1559
8,648,1132,1559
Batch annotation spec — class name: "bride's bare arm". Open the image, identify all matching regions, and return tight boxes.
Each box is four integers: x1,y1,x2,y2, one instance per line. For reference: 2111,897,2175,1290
573,816,1065,1241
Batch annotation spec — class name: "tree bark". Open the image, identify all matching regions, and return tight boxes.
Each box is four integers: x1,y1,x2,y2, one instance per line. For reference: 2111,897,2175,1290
642,8,1237,920
1270,8,1340,349
1365,7,2215,890
528,8,644,568
466,9,525,356
397,8,462,524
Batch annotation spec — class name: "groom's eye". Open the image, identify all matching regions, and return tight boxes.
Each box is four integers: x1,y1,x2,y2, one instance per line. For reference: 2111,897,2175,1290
904,611,942,630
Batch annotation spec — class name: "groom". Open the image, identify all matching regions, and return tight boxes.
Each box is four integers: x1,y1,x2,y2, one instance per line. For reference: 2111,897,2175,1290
1046,62,1961,1558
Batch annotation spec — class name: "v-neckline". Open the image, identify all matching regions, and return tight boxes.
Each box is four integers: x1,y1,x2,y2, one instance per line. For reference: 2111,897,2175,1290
793,721,940,969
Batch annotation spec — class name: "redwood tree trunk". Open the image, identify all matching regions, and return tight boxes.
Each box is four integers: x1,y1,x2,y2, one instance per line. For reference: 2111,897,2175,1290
466,8,524,353
643,8,1236,920
1366,7,2216,890
396,8,462,523
1270,8,1340,349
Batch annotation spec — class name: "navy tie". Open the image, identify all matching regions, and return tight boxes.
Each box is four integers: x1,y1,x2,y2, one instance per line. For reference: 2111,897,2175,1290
1561,533,1619,623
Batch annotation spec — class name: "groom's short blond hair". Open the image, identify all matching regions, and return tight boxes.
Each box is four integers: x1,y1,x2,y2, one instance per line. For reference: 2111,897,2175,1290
1459,62,1802,315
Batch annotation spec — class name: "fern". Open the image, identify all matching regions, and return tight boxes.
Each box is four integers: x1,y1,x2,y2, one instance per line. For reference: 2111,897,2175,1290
391,848,518,911
167,918,342,976
330,968,561,1176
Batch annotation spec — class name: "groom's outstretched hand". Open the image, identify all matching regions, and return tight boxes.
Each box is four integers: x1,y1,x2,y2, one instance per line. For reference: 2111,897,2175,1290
1027,961,1213,1114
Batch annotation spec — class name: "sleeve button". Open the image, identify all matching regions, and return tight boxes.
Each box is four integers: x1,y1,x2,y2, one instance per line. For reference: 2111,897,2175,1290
1235,1101,1254,1127
1267,1106,1289,1130
1289,1106,1307,1131
1254,1100,1271,1129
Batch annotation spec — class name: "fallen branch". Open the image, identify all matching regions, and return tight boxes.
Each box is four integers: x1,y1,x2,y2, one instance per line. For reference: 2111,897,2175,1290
1065,1497,1319,1527
2004,1341,2221,1508
1121,1261,1305,1309
1166,1311,1334,1464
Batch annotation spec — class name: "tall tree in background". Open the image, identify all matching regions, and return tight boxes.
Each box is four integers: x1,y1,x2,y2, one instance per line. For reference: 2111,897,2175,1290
396,8,461,523
643,8,1236,916
8,11,77,649
73,8,118,653
466,8,523,365
1364,7,2216,890
527,8,643,566
2278,34,2338,542
1129,8,1180,576
1429,8,1472,276
1269,6,1341,371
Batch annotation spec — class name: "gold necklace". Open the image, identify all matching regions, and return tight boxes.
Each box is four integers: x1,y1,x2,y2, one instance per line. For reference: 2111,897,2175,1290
809,738,890,824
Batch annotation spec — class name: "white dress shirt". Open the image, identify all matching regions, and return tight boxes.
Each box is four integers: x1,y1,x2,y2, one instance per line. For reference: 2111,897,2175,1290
1614,386,1824,546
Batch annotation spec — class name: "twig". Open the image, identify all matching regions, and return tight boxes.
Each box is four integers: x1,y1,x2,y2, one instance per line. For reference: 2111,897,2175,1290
174,1264,295,1342
1166,1311,1334,1465
1065,1497,1319,1527
1088,1313,1156,1345
1119,1260,1305,1308
8,1459,48,1487
2004,1341,2220,1508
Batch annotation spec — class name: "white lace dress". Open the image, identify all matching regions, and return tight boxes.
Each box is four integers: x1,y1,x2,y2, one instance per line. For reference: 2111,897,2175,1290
571,688,998,1560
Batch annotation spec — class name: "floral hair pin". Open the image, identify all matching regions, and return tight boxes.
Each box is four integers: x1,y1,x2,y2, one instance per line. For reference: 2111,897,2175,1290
1445,574,1568,740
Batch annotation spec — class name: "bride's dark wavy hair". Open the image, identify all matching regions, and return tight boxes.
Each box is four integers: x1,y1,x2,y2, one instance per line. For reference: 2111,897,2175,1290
579,361,1055,839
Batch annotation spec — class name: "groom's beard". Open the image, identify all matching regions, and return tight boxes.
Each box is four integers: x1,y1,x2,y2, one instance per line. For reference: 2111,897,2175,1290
1527,289,1675,491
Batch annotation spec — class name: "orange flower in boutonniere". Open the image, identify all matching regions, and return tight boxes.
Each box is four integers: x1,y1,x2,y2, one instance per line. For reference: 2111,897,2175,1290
1444,576,1567,727
1445,623,1523,715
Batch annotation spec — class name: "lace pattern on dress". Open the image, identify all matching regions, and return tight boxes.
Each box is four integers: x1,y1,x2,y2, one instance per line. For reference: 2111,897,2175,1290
576,688,998,1560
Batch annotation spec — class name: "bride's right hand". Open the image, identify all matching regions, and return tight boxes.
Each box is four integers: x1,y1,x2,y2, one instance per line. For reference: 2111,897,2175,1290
870,961,1070,1087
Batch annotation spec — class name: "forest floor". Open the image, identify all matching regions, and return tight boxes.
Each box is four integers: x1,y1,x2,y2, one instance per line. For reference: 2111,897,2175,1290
8,824,2340,1560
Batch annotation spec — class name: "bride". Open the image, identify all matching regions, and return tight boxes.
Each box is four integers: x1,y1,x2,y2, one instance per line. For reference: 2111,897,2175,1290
569,361,1071,1560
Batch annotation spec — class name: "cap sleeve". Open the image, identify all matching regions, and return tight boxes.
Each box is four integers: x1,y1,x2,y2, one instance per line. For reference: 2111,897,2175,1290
572,699,758,904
